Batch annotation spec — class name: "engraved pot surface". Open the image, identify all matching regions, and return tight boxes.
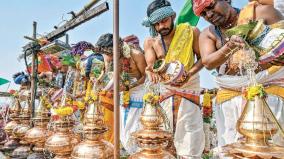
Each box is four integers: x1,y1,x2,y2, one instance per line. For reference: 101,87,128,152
140,103,163,129
129,149,175,159
237,96,278,142
4,121,18,135
11,145,31,159
45,131,73,156
71,140,114,159
24,126,47,145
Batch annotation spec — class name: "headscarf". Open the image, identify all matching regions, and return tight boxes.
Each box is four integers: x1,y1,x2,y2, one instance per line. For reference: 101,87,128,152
71,41,95,56
13,72,29,85
94,33,123,55
142,6,176,37
123,35,140,47
193,0,213,16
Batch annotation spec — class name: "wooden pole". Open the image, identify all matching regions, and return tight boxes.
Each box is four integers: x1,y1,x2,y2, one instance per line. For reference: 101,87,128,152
113,0,120,158
31,21,38,118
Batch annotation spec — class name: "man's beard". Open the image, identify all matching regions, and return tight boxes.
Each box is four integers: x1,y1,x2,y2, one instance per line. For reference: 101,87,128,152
158,20,174,37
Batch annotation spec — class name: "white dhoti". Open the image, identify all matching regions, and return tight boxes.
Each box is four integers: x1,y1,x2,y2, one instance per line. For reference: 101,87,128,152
120,85,144,154
215,67,284,147
160,74,205,158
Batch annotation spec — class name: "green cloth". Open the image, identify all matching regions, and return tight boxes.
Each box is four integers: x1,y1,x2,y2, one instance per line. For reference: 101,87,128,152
0,77,9,86
61,55,76,66
176,0,199,26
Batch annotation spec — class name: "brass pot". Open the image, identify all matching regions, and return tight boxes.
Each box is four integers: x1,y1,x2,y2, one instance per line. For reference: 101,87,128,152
45,117,78,159
45,131,73,157
71,140,113,159
11,145,31,159
24,126,48,151
237,96,278,146
140,103,163,129
27,152,46,159
0,129,7,144
4,121,18,136
12,123,31,140
129,149,175,159
1,139,19,152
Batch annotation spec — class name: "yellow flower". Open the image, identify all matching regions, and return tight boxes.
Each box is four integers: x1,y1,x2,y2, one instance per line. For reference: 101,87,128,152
203,93,212,108
90,93,98,101
123,91,130,106
54,107,73,117
124,81,130,85
46,103,52,109
76,101,86,110
247,84,265,100
143,93,160,105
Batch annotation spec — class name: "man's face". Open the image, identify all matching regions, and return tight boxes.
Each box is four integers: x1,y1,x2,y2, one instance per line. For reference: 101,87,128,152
154,16,175,37
200,0,231,26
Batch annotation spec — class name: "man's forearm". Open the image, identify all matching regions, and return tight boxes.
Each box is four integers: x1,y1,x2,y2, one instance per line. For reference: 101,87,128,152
188,60,203,76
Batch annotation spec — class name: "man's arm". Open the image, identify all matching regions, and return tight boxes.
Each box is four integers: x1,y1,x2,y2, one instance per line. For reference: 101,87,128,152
143,37,160,83
187,27,203,76
199,28,244,70
255,4,284,24
130,49,147,88
144,37,157,68
249,0,273,5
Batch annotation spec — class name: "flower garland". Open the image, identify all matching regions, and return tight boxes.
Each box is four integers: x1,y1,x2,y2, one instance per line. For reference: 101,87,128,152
121,58,131,108
245,84,266,100
143,93,160,106
41,96,52,109
202,91,212,123
52,106,74,117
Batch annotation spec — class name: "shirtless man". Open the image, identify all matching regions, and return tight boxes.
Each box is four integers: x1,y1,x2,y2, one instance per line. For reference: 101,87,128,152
193,0,284,147
94,33,147,153
143,0,204,158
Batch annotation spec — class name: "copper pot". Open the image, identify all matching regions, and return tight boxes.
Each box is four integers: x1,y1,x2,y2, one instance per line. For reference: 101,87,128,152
71,140,113,159
11,145,31,159
140,103,163,129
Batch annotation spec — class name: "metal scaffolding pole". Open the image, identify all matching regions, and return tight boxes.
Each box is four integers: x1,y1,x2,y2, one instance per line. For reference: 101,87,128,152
113,0,120,158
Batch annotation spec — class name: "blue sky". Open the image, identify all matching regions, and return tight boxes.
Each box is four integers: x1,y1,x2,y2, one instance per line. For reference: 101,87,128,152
0,0,248,92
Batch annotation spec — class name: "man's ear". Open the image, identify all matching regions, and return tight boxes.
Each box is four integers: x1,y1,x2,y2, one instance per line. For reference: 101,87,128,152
172,13,176,21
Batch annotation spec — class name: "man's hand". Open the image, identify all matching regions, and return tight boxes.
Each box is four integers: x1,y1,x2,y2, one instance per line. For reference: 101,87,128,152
146,70,161,84
226,35,245,50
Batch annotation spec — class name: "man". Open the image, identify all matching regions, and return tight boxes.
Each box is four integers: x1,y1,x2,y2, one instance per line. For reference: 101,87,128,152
94,33,147,153
194,0,284,148
249,0,284,15
143,0,205,158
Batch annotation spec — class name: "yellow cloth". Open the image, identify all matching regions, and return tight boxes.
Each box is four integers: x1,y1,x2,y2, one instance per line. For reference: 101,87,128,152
102,106,114,144
270,20,284,29
165,23,195,71
216,86,284,104
237,1,258,25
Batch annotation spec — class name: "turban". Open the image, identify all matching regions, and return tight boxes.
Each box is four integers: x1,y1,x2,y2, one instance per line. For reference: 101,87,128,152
94,33,123,55
71,41,95,56
193,0,213,16
142,6,175,37
13,73,29,85
123,35,140,46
